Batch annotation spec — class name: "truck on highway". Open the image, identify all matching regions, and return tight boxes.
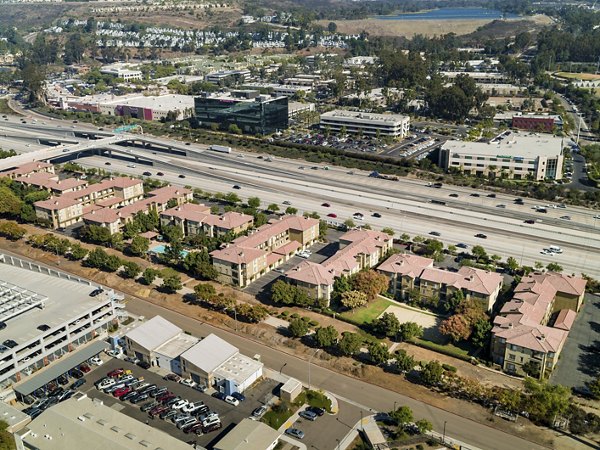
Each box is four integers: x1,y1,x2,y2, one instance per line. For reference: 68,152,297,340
369,171,399,181
209,145,231,154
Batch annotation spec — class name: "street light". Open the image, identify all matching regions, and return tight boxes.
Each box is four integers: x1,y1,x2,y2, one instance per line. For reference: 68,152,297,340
279,362,287,374
308,348,321,390
442,420,447,444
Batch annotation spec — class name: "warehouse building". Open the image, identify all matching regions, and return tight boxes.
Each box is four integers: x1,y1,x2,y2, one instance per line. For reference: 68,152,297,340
15,393,195,450
180,333,263,393
319,110,410,138
0,254,116,399
439,131,565,180
123,316,198,374
213,418,280,450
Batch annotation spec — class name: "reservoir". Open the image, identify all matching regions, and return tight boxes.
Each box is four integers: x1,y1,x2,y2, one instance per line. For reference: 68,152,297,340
374,7,520,21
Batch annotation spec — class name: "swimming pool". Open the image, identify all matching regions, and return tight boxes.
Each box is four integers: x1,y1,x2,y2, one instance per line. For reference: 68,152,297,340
149,244,190,258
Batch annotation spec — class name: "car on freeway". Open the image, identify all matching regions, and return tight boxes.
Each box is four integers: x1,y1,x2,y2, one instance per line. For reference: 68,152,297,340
496,204,506,208
470,193,480,197
178,174,186,178
560,215,571,221
104,161,111,165
524,219,535,224
594,214,600,219
429,231,441,236
456,243,468,249
143,171,152,176
321,202,330,207
449,193,459,198
326,213,337,218
372,212,382,218
224,395,239,406
285,428,305,439
299,410,318,421
487,193,496,198
474,233,487,239
156,172,164,176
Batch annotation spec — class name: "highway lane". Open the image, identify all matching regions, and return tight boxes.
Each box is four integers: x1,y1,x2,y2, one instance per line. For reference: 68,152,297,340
79,155,600,278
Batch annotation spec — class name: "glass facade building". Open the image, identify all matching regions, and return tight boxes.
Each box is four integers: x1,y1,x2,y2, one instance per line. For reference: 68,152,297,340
194,93,289,135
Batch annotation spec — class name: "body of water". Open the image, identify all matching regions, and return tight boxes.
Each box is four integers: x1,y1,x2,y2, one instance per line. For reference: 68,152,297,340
374,7,520,21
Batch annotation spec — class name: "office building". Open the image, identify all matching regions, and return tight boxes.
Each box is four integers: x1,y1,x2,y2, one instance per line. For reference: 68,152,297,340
194,91,289,135
511,114,563,133
15,394,194,450
439,131,565,180
491,272,586,378
319,110,410,138
0,254,116,397
99,65,143,82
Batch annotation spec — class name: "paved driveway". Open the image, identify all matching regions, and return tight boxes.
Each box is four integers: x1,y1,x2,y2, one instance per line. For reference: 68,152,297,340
551,293,600,389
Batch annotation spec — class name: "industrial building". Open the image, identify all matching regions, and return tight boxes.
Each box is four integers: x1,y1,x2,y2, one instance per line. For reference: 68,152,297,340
15,393,194,450
319,110,410,138
194,91,289,135
213,418,280,450
439,131,565,180
0,254,117,398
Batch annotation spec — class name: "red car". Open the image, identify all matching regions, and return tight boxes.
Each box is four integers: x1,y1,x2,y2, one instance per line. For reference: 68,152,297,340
107,368,124,378
113,387,132,398
327,213,337,218
79,363,91,373
321,203,330,207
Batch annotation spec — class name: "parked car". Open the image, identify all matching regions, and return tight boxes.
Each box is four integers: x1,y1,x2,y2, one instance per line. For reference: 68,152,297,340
107,368,126,378
160,409,178,421
224,396,239,406
212,392,226,401
180,379,196,388
141,401,159,412
89,357,103,366
307,406,325,416
71,379,85,390
202,422,222,433
251,405,267,419
285,428,305,439
131,393,149,404
137,361,151,369
172,399,189,410
231,392,245,402
164,373,181,383
299,410,318,421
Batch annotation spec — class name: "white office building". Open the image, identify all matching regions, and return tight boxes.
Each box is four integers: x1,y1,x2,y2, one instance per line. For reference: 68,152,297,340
99,65,142,82
320,110,410,138
0,254,116,399
440,131,565,180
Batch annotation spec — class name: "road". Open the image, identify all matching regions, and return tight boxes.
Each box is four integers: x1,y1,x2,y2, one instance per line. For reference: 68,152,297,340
122,296,550,450
1,115,599,278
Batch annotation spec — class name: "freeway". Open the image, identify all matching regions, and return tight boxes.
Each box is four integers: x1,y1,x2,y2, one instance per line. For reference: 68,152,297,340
1,117,600,277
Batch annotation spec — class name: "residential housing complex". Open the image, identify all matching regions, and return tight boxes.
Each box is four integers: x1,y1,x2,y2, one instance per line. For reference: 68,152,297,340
210,215,320,288
491,272,586,378
319,110,411,138
377,253,503,312
439,131,565,180
160,203,254,237
285,229,393,303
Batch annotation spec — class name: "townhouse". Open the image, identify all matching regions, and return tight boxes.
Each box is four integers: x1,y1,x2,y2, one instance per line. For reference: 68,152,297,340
491,272,586,378
210,215,319,288
0,161,54,180
285,229,393,304
377,253,503,312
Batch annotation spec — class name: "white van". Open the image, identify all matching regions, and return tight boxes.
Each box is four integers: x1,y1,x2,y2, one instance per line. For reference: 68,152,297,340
548,245,563,254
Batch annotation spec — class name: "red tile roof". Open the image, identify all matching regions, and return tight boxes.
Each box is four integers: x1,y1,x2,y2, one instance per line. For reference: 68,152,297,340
286,260,336,286
210,246,267,264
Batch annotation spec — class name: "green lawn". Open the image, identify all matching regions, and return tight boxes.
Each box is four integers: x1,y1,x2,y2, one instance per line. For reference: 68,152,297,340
262,404,294,430
339,296,395,326
0,98,12,115
294,389,333,412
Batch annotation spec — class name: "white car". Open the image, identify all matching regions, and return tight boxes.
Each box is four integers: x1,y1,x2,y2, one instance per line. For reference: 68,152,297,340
180,378,196,388
97,378,116,390
171,399,189,410
89,357,103,366
594,214,600,219
224,396,240,406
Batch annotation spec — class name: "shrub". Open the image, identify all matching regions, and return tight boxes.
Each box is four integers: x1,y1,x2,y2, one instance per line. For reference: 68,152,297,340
442,363,457,373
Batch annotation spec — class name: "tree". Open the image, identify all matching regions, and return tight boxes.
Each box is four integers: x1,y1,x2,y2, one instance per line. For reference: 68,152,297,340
394,349,416,373
439,314,471,342
161,274,182,293
102,255,122,272
79,225,112,245
224,192,241,204
522,361,541,379
471,245,487,262
163,241,184,263
21,62,47,105
85,247,109,269
420,360,444,386
121,261,141,279
315,325,339,348
390,405,413,428
398,322,423,341
271,280,297,305
288,318,310,338
351,270,389,301
0,221,26,240
327,21,337,33
129,235,150,256
344,218,355,229
161,224,184,243
381,227,395,236
194,283,216,301
340,290,367,309
546,262,563,272
337,332,363,356
506,256,519,273
267,203,280,213
534,261,544,270
523,378,571,426
244,305,270,323
285,206,298,215
415,419,433,434
141,267,160,285
372,312,401,339
0,186,23,217
247,197,261,209
69,243,88,261
471,318,492,348
588,374,600,399
228,123,242,134
0,420,15,450
368,342,390,366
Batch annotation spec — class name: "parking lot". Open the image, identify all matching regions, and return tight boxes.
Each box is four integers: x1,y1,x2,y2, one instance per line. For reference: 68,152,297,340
82,358,279,448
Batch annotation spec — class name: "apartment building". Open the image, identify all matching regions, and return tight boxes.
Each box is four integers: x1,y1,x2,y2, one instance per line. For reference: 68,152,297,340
491,272,586,378
210,215,319,288
285,229,393,304
0,161,54,180
439,131,565,180
34,196,84,229
0,254,116,396
319,110,410,138
160,203,253,237
15,172,88,196
378,253,503,312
